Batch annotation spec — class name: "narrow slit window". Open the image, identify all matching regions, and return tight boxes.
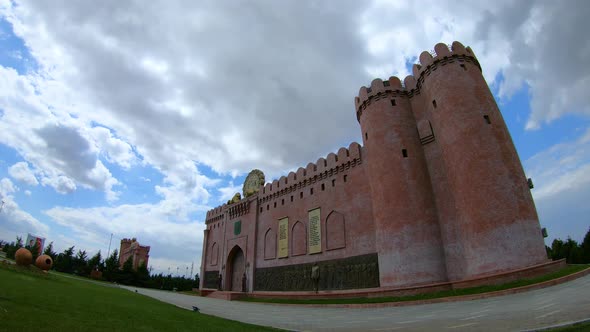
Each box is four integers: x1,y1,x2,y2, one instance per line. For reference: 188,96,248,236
402,149,408,158
484,115,491,124
432,100,437,108
321,183,325,191
281,199,284,205
460,64,466,71
344,175,348,183
365,132,368,140
274,202,277,208
267,204,269,211
260,207,263,213
332,179,336,187
300,192,303,199
310,188,314,195
391,99,396,106
290,195,294,202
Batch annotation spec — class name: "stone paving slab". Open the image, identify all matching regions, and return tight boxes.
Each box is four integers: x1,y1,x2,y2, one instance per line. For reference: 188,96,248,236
120,274,590,331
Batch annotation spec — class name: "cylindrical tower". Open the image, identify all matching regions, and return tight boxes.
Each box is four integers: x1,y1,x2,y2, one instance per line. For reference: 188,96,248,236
412,41,547,280
355,77,447,287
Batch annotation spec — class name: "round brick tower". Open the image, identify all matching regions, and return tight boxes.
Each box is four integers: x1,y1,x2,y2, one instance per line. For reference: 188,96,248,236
412,41,547,280
355,77,447,287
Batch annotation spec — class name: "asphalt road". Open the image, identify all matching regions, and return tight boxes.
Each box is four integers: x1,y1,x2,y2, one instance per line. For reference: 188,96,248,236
120,274,590,331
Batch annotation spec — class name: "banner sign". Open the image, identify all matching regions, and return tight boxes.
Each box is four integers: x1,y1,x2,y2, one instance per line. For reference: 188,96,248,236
278,217,289,258
308,208,322,254
26,233,45,255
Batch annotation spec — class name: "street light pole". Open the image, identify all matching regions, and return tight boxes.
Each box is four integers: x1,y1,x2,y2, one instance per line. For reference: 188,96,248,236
106,233,113,259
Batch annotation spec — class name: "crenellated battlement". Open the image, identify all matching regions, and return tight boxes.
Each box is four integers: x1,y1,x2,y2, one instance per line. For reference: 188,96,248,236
205,205,226,224
355,41,481,122
204,142,363,223
256,142,362,204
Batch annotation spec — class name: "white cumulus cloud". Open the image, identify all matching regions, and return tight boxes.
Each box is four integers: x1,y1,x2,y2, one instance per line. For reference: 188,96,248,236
525,128,590,243
8,161,38,185
0,177,49,242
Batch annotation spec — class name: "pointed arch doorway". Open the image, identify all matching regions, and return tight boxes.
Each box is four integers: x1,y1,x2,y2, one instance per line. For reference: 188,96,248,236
226,245,245,292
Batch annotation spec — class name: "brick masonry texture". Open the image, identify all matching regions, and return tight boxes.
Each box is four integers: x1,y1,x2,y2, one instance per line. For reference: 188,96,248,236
200,41,548,293
119,238,150,270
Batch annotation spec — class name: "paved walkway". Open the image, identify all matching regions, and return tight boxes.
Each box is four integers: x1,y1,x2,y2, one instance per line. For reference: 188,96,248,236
120,274,590,331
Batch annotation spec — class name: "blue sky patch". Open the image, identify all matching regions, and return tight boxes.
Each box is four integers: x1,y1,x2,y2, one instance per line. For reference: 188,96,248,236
0,17,37,75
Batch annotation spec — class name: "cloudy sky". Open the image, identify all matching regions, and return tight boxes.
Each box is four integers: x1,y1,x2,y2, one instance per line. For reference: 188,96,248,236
0,0,589,276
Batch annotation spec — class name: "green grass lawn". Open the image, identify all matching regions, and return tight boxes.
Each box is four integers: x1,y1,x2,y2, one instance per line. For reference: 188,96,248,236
0,264,278,332
546,320,590,332
240,264,590,305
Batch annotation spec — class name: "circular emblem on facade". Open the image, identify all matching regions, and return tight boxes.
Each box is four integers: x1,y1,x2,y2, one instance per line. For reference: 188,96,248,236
243,169,265,197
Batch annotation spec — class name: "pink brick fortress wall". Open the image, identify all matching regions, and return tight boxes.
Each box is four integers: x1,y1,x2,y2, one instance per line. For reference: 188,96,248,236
255,143,376,269
357,79,447,287
411,42,547,280
202,41,549,291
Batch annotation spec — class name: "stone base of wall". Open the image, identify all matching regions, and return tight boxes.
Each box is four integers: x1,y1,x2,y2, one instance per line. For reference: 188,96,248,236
203,270,219,289
246,259,566,300
450,259,566,289
199,289,215,297
202,290,247,300
254,253,379,291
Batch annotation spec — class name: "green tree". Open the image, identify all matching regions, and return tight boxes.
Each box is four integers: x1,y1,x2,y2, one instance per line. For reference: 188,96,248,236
5,237,23,259
550,239,564,260
580,228,590,263
54,246,75,273
73,250,89,275
564,238,582,263
551,237,582,263
136,262,150,287
103,249,120,282
43,241,57,258
119,256,135,285
87,251,104,273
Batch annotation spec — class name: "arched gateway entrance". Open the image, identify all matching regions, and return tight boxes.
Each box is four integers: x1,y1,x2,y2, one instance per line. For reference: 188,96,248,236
226,245,245,292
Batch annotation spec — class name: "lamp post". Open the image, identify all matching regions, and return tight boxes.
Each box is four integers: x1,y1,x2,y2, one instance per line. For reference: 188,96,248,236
106,233,113,259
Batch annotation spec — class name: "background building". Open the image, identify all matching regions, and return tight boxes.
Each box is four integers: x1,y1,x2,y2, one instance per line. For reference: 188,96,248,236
119,238,150,270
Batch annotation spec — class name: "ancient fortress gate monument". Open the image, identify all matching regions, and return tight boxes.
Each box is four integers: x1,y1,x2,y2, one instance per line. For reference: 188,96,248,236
200,41,553,295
